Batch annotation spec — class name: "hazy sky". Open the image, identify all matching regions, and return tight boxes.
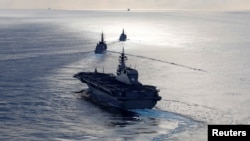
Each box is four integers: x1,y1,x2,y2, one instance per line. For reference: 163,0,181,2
0,0,249,10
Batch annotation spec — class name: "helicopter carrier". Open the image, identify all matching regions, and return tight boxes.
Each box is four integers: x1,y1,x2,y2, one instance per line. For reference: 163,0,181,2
74,48,161,110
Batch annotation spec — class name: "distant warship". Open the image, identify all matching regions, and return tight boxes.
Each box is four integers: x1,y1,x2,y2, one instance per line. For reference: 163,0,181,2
74,48,161,110
119,29,127,41
94,32,107,54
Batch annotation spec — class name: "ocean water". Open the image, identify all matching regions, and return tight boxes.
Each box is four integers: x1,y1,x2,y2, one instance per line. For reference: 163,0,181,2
0,9,249,141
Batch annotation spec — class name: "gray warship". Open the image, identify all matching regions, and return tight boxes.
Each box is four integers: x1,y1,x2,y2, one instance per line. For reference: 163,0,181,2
119,29,127,41
74,48,161,110
94,32,107,54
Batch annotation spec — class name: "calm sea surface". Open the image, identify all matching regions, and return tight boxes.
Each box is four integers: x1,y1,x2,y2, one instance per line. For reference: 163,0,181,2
0,10,249,141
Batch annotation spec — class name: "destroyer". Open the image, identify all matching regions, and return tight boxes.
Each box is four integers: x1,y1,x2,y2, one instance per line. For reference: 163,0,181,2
94,32,107,54
74,48,161,110
119,29,127,41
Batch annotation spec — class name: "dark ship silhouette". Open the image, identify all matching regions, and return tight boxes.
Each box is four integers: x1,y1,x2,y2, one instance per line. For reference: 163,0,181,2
74,48,161,110
94,32,107,54
119,29,127,41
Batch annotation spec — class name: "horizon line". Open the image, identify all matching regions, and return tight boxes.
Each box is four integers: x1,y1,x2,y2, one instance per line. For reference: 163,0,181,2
0,8,250,12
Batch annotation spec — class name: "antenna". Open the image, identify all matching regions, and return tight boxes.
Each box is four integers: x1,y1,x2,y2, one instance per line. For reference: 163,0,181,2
95,68,97,73
101,31,104,42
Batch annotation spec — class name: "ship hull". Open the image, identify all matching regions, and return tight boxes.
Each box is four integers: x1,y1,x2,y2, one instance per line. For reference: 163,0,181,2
88,85,159,110
80,78,160,110
74,72,161,110
88,85,123,108
94,50,106,54
119,34,127,41
95,43,107,54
